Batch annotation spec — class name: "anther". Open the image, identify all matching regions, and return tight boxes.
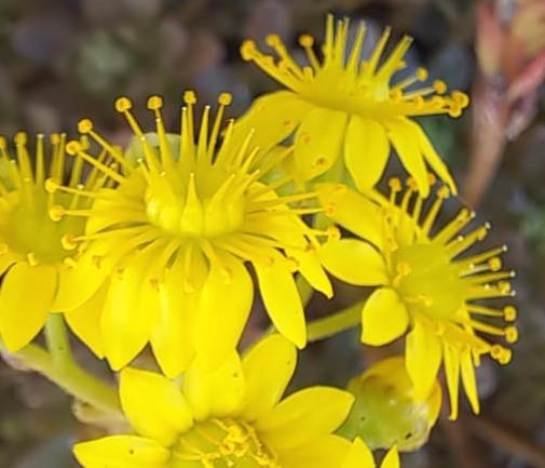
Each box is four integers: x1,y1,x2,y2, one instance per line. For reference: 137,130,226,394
218,92,232,106
78,119,94,134
14,131,27,146
416,67,428,81
298,34,315,47
488,257,502,271
452,91,470,108
50,133,61,145
504,326,518,344
240,40,257,60
115,97,133,112
503,306,517,322
65,141,82,155
183,90,197,105
437,186,450,199
49,205,65,221
265,34,282,47
147,95,163,110
61,234,78,250
44,178,59,194
388,177,402,192
326,226,341,241
433,80,447,94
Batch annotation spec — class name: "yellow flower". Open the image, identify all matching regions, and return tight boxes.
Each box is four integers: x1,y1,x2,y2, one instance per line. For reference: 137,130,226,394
318,177,517,419
0,133,98,351
235,15,469,195
342,439,399,468
51,92,333,376
73,334,355,468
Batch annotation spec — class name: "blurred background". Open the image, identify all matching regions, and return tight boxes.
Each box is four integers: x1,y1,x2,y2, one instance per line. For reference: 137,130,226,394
0,0,544,466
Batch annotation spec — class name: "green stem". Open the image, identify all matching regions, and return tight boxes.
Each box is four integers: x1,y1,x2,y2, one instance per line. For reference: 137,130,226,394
45,314,74,371
7,342,120,414
296,275,314,308
307,301,363,342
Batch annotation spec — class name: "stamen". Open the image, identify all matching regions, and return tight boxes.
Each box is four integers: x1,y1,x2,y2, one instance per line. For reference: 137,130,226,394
65,141,125,184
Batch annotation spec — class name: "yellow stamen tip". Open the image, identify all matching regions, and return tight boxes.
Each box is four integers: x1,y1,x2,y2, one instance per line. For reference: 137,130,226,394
44,178,59,194
433,80,447,94
65,141,82,155
265,33,281,47
78,119,94,134
183,90,197,105
503,306,517,322
49,205,65,222
326,226,341,241
299,34,314,47
240,40,257,61
388,177,402,192
50,133,61,145
147,95,163,110
416,67,428,81
504,326,518,344
115,97,133,112
61,234,78,250
452,91,470,108
488,257,502,271
218,92,232,106
14,131,27,145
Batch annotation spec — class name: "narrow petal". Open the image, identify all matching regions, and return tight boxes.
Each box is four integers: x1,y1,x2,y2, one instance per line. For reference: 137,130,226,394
240,334,297,421
287,247,333,299
381,447,400,468
361,288,409,346
320,239,387,286
317,184,383,250
406,319,442,399
101,252,159,370
233,91,311,151
195,252,253,369
386,118,429,197
0,263,56,351
257,387,354,451
182,352,245,421
443,342,460,420
460,349,480,414
120,368,193,446
345,116,390,191
281,434,351,468
254,257,306,349
341,438,375,468
73,435,169,468
64,283,107,358
294,107,348,181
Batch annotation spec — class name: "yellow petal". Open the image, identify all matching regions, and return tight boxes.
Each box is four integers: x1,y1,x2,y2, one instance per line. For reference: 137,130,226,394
257,387,354,451
240,334,297,421
361,288,409,346
345,116,389,191
317,184,383,250
460,348,480,415
254,257,306,349
64,283,107,358
195,253,253,369
414,121,457,194
101,252,159,370
182,351,245,421
342,438,375,468
0,263,56,351
287,247,332,299
0,253,16,276
51,241,110,311
406,318,442,399
320,239,387,286
294,107,348,181
233,91,310,151
443,342,460,420
280,434,351,468
381,447,400,468
73,435,169,468
120,368,193,446
386,118,429,197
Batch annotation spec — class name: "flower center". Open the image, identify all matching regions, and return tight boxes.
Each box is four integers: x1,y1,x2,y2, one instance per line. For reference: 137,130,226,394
144,172,246,239
171,418,278,467
391,242,466,319
0,190,83,264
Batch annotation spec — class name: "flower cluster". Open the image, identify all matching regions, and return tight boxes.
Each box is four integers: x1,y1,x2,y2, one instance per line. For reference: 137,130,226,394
0,14,516,468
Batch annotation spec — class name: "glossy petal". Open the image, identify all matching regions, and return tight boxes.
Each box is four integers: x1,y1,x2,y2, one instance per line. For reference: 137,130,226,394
443,342,460,420
73,435,169,468
240,334,297,421
460,348,480,414
233,91,311,151
0,263,56,351
294,107,348,181
195,252,253,369
182,352,245,421
120,368,193,446
320,239,387,286
317,184,383,250
342,438,375,468
254,257,306,349
386,118,429,197
287,247,332,299
281,434,351,468
361,288,409,346
406,318,442,399
345,116,390,191
257,387,354,451
64,283,107,358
